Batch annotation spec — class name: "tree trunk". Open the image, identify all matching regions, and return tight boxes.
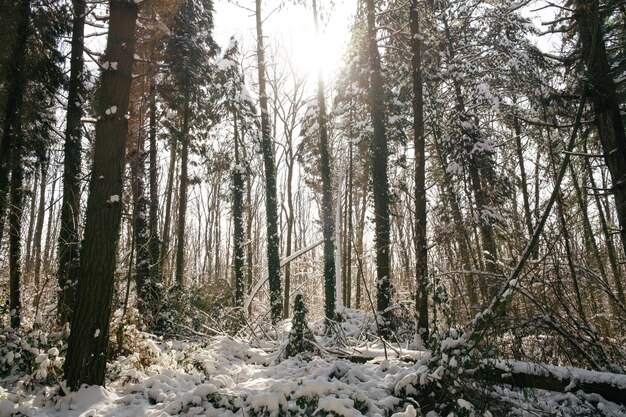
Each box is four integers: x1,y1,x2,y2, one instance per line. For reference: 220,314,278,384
355,182,367,310
410,0,429,341
8,114,24,329
148,68,161,307
255,0,282,323
33,159,48,288
57,0,86,325
0,0,30,247
312,0,336,322
160,137,177,283
132,115,151,315
43,176,57,275
513,116,534,239
175,97,190,287
365,0,392,335
64,0,138,389
24,166,39,278
575,0,626,263
346,142,353,308
233,111,245,307
245,166,255,316
282,150,294,318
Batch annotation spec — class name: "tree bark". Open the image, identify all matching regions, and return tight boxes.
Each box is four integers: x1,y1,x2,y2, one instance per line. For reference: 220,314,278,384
312,0,336,322
64,0,138,389
33,159,48,288
57,0,86,325
0,0,30,248
410,0,429,341
160,137,177,283
255,0,282,323
131,112,151,315
8,112,24,328
24,166,38,277
233,111,245,306
175,97,190,287
148,67,162,307
575,0,626,263
365,0,392,335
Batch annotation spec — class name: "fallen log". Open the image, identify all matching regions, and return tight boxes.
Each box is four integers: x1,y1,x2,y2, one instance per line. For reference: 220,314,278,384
339,353,626,406
474,359,626,406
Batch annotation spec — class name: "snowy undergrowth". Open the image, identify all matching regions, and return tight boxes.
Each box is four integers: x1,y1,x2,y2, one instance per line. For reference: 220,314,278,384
1,309,625,416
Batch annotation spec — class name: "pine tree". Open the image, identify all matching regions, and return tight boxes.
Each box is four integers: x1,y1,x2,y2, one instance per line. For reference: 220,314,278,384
64,0,139,389
0,3,31,320
57,0,87,325
164,0,217,288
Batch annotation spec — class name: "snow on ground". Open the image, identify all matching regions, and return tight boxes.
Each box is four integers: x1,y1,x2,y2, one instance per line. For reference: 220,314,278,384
0,335,421,417
1,309,625,416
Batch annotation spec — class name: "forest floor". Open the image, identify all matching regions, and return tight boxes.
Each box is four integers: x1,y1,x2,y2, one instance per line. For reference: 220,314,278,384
1,309,625,417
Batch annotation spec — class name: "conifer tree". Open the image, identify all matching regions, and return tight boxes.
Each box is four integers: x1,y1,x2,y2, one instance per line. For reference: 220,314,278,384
64,0,139,389
164,0,217,288
57,0,87,324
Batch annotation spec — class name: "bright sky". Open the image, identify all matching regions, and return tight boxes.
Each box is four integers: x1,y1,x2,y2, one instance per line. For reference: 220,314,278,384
213,0,357,80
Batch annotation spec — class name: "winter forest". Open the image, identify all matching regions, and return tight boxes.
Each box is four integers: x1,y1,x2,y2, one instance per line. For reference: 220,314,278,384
0,0,626,415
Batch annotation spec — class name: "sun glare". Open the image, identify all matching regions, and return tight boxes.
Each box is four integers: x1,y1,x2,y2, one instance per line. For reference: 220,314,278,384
278,6,344,81
213,1,351,83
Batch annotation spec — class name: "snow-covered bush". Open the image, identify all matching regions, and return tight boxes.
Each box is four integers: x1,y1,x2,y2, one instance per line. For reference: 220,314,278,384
285,293,317,358
0,322,65,387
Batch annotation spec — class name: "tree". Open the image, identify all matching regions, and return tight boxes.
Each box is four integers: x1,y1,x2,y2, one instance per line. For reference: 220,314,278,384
410,0,429,342
64,0,138,389
364,0,393,335
574,0,626,264
0,0,30,250
57,0,86,325
0,0,30,328
164,0,216,288
255,0,282,323
311,0,337,323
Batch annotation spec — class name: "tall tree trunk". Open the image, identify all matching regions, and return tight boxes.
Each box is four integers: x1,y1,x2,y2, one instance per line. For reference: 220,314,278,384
175,97,190,287
345,142,353,308
148,67,161,307
282,152,294,318
233,111,245,307
57,0,86,325
355,182,367,309
33,159,48,288
513,116,534,239
132,116,151,315
575,0,626,262
43,177,57,275
64,0,138,389
160,137,177,282
0,0,30,248
25,166,39,277
8,114,24,329
410,0,429,341
365,0,392,335
255,0,282,323
312,0,336,322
